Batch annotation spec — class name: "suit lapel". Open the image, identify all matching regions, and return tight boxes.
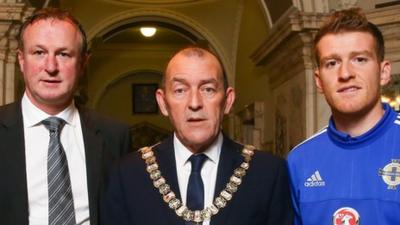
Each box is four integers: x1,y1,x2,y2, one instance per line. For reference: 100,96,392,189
0,102,29,224
79,108,103,225
211,136,243,225
154,136,185,225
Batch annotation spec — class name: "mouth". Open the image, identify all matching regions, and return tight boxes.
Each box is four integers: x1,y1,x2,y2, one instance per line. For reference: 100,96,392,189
41,79,62,85
337,85,360,93
187,117,206,123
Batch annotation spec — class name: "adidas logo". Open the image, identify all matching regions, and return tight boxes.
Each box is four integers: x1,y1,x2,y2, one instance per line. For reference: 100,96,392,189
304,170,326,187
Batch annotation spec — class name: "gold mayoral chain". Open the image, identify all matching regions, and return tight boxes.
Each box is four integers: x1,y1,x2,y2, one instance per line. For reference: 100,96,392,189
139,144,255,224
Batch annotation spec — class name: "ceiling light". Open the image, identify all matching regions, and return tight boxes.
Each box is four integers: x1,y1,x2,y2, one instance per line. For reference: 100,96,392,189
140,27,157,37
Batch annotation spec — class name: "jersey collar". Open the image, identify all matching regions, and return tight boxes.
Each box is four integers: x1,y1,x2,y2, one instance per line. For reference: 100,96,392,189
327,103,397,148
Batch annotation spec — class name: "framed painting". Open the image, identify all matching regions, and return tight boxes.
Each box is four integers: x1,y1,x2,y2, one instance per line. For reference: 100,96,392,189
132,83,158,114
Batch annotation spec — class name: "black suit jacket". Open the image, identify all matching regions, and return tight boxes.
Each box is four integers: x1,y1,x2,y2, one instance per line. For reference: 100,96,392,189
0,102,131,225
101,135,293,225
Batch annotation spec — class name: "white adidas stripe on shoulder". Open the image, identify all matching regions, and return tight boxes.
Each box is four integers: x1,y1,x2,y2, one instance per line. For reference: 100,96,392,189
395,113,400,125
291,127,328,150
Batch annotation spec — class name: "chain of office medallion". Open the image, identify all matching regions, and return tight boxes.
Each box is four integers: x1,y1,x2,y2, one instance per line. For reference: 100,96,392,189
139,144,255,223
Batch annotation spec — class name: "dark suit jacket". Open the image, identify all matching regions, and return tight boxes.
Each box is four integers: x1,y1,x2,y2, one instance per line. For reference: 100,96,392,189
0,102,132,225
101,135,293,225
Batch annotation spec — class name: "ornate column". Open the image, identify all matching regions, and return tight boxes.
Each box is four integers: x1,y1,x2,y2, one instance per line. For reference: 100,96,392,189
0,2,33,105
250,7,326,156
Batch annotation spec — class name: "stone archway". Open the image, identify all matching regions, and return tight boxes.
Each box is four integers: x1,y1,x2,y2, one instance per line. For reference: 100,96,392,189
86,8,234,89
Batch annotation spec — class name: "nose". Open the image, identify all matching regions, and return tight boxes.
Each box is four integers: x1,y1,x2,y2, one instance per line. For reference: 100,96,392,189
188,90,203,111
338,61,354,81
45,55,59,76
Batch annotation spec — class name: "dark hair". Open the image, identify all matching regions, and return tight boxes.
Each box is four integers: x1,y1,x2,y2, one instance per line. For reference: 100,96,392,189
314,8,385,66
18,7,88,57
162,45,229,90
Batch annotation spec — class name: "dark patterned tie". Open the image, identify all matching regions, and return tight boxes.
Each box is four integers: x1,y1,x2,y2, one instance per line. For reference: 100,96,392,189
186,154,207,225
42,117,76,225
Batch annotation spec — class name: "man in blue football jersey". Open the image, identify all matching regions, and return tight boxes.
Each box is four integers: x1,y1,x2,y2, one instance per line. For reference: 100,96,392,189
288,8,400,225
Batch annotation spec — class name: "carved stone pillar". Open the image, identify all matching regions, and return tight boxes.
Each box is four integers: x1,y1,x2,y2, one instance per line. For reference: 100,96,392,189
251,7,326,156
0,3,33,106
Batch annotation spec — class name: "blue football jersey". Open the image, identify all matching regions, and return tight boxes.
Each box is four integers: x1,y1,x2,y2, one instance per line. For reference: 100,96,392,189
288,103,400,225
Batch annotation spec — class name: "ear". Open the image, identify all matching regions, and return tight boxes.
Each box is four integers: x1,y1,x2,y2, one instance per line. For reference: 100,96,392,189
314,69,324,93
156,88,169,116
17,50,24,73
379,60,391,86
223,87,235,114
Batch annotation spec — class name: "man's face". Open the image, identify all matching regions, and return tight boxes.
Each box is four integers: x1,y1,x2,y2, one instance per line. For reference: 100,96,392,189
18,19,84,114
315,32,391,117
156,52,235,153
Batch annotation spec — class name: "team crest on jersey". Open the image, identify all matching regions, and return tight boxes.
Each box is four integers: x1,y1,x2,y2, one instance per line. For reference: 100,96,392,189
379,159,400,190
332,207,360,225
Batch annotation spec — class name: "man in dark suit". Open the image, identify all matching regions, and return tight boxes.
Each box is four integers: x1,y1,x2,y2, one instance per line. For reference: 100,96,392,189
102,46,293,225
0,8,131,225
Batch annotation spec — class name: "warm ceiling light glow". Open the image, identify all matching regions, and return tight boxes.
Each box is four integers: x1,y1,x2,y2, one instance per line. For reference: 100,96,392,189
140,27,157,37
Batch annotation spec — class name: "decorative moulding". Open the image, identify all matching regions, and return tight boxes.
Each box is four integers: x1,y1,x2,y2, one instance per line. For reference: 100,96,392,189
0,3,33,21
102,0,211,5
251,7,325,66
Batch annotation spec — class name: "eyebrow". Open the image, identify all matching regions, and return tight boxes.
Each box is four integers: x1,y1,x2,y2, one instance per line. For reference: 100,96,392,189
28,44,75,52
349,50,374,58
319,50,374,64
171,77,219,85
319,54,339,66
171,77,188,85
199,78,218,86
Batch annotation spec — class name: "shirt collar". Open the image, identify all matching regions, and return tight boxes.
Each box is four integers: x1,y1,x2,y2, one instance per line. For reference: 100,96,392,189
174,132,223,168
21,92,78,128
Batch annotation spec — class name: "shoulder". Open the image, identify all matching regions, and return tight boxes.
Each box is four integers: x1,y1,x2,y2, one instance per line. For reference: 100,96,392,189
0,102,19,116
0,102,20,127
116,137,172,173
228,141,290,191
392,112,400,129
226,136,282,160
251,150,287,176
78,107,130,131
287,127,328,163
226,137,286,171
117,150,144,171
104,150,149,193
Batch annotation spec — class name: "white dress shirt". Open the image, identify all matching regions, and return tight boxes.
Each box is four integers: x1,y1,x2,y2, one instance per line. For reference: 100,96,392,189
22,93,90,225
174,133,223,225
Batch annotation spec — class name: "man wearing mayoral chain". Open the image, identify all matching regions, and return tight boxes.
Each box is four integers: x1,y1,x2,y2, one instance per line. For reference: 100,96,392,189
102,46,294,225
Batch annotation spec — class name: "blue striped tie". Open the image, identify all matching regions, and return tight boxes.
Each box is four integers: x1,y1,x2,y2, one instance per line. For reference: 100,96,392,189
42,117,76,225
